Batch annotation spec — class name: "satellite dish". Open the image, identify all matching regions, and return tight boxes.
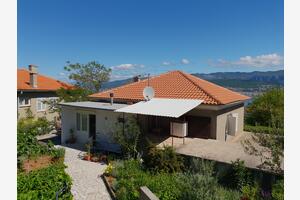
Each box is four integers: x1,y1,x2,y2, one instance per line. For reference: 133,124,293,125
143,86,155,101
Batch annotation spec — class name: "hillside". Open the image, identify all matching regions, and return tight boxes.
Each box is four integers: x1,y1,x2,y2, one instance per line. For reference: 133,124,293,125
102,70,284,99
193,70,283,88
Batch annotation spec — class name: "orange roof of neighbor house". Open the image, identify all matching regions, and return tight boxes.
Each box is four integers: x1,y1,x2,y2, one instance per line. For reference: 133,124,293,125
89,70,250,105
17,69,73,91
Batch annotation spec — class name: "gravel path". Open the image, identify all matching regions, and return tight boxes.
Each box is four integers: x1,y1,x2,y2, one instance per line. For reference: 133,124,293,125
61,146,112,200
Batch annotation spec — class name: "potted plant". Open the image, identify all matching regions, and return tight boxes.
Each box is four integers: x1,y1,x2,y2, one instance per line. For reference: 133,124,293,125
84,142,92,161
100,154,108,163
91,154,100,162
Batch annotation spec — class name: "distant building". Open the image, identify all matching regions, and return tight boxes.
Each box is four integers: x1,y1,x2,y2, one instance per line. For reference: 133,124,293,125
17,64,73,121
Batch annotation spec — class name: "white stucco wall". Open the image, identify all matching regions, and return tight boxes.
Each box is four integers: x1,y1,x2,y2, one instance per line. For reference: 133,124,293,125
215,106,244,141
61,106,76,143
61,106,131,152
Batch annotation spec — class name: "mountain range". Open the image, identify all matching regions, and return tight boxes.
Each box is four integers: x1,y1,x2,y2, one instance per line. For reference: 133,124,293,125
102,70,284,91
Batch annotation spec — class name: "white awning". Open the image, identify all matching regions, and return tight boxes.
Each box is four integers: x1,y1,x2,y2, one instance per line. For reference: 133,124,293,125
115,98,203,118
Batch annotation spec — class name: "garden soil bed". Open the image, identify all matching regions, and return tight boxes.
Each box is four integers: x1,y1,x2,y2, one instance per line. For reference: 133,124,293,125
22,155,55,173
102,175,117,200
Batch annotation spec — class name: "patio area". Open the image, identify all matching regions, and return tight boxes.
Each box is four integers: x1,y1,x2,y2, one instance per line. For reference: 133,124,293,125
145,131,281,172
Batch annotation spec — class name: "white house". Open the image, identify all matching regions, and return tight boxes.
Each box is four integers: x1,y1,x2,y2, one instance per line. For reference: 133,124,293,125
60,70,250,153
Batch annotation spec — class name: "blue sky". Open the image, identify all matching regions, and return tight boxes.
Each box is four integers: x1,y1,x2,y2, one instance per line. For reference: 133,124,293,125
18,0,283,81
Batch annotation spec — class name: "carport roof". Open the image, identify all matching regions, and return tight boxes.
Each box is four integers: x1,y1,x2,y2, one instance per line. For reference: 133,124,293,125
59,101,128,111
115,98,203,118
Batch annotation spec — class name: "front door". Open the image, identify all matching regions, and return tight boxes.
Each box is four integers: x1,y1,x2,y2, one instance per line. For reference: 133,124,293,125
89,114,96,140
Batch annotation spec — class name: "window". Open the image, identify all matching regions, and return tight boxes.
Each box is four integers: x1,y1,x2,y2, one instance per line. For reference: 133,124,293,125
36,98,47,111
19,97,30,107
76,113,88,132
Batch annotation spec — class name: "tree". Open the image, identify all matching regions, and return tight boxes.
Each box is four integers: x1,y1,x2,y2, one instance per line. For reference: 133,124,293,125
46,87,90,114
113,116,141,158
246,88,283,128
64,61,111,93
242,88,284,174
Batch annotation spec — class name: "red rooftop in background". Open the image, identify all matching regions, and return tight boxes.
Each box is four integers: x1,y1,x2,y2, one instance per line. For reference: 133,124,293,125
17,68,73,91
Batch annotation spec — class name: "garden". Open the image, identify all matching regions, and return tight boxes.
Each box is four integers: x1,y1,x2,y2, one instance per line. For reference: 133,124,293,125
17,117,72,200
243,88,284,174
103,146,283,200
102,115,283,200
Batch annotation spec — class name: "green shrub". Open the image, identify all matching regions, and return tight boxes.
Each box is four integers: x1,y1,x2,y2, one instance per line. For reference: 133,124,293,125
51,147,65,160
113,159,241,200
114,159,180,200
218,159,252,190
245,88,283,128
17,132,48,159
18,117,53,136
113,116,141,158
110,160,124,178
17,162,72,200
177,173,218,200
232,159,252,189
244,125,284,135
187,157,215,176
143,145,184,173
215,187,241,200
241,183,260,200
17,131,64,168
114,160,148,200
272,179,284,200
147,173,180,200
105,163,114,176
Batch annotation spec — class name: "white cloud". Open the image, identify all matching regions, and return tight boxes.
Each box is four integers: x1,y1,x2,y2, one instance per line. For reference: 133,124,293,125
59,72,66,76
110,74,133,80
162,59,190,66
110,63,146,81
181,58,190,65
162,61,172,66
111,63,144,70
209,53,283,68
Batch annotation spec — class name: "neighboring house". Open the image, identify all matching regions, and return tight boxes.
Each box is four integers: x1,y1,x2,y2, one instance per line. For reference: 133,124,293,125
60,70,250,152
17,65,73,121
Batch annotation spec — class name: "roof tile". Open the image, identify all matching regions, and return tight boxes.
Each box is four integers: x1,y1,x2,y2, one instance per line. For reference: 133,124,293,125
18,69,73,91
89,70,250,105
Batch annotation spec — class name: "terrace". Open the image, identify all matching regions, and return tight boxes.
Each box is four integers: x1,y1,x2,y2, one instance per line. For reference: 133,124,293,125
145,131,281,172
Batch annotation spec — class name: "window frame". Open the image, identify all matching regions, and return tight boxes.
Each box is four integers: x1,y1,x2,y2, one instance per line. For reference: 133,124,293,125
19,97,31,107
76,112,89,133
36,98,47,112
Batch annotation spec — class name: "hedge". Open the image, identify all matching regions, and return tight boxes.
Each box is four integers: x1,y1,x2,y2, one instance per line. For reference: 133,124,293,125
17,162,72,200
112,159,241,200
244,125,284,135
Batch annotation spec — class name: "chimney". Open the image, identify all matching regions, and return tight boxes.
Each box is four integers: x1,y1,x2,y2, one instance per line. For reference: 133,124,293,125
28,64,38,88
133,75,140,82
110,92,114,105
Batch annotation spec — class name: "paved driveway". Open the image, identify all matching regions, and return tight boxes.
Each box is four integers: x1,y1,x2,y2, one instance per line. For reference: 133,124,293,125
61,145,112,200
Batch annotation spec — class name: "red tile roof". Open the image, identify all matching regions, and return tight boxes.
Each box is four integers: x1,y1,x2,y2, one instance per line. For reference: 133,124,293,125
89,70,250,105
17,69,73,91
